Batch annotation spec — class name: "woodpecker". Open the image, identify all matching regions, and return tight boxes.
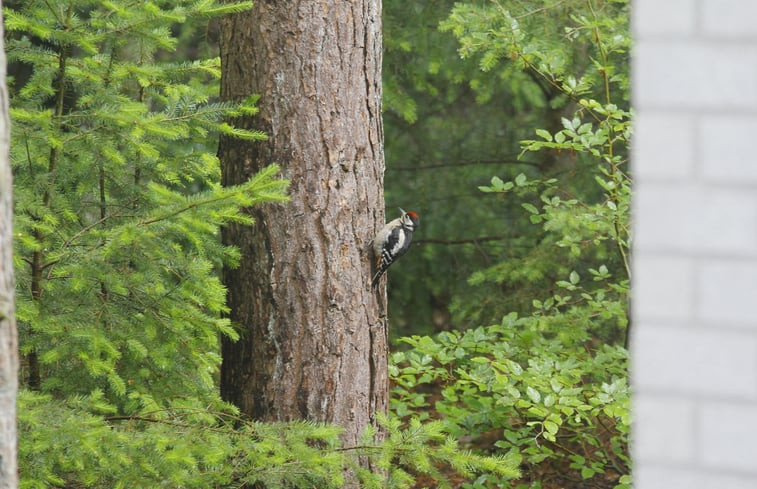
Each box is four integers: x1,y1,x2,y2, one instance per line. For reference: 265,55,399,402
371,208,420,287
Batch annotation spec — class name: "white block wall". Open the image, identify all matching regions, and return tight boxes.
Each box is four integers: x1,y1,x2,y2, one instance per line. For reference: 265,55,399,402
633,0,757,487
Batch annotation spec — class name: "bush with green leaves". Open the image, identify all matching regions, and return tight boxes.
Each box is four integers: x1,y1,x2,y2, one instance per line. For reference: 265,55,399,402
390,1,631,488
435,0,630,327
391,316,629,488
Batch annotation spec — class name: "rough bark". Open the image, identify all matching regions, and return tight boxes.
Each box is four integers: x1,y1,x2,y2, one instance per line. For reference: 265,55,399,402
218,0,387,448
0,3,19,487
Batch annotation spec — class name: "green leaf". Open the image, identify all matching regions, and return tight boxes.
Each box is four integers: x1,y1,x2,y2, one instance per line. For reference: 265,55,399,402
491,176,505,190
526,386,541,403
521,203,539,214
535,129,552,141
569,271,580,284
543,394,555,407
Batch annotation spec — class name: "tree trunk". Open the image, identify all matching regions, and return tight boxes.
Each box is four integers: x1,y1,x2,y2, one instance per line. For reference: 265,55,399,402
218,0,387,448
0,3,19,487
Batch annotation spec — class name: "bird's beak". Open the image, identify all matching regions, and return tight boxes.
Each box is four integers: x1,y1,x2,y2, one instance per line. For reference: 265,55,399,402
398,207,405,215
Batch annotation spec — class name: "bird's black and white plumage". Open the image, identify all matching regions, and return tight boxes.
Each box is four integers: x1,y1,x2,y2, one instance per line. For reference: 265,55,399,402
371,208,420,287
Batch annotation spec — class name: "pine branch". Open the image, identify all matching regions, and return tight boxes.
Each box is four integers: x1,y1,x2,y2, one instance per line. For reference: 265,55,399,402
105,415,234,434
139,192,241,226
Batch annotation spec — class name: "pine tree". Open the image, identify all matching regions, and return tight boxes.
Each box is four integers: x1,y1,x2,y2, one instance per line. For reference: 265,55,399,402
218,0,387,446
7,2,288,484
8,0,285,408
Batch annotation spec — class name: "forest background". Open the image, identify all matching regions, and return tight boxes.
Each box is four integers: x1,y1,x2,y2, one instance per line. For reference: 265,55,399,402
6,0,630,488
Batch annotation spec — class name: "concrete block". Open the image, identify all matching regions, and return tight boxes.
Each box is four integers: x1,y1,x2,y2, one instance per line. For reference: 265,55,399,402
633,0,697,37
633,112,694,180
633,324,757,399
634,184,757,254
698,260,757,326
635,466,757,489
634,42,757,110
700,115,757,184
701,0,757,38
633,394,695,464
699,402,757,472
633,254,693,321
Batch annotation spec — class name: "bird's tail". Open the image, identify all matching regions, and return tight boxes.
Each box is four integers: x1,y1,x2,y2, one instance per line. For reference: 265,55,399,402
371,269,383,288
371,264,388,288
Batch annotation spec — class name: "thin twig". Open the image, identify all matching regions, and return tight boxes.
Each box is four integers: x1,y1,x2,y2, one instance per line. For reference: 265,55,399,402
415,235,513,246
391,158,542,172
